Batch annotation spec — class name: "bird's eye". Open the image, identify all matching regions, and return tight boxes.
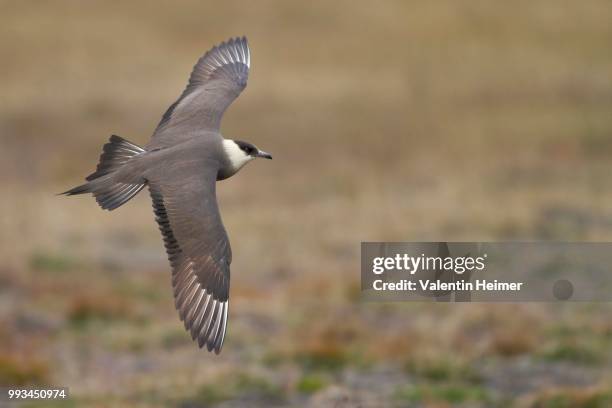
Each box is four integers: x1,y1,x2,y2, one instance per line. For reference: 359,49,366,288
237,142,255,155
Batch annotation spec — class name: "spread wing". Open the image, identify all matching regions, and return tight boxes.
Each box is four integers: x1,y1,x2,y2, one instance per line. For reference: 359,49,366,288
148,160,231,353
150,37,250,148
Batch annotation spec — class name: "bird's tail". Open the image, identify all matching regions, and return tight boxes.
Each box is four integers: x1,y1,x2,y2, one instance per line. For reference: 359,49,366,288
61,135,146,211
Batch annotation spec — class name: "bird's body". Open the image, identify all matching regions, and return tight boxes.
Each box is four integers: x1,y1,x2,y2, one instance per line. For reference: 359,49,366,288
62,37,271,354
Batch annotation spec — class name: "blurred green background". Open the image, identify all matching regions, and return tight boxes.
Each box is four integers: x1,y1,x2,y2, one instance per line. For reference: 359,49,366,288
1,1,612,406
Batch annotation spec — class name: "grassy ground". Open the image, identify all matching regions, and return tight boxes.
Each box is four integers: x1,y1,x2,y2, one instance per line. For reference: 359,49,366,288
1,0,612,406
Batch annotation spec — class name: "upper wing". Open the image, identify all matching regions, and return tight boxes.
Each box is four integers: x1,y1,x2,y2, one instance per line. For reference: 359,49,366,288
150,37,250,148
148,159,231,353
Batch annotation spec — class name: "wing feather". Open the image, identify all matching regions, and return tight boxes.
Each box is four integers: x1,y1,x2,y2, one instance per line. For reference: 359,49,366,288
150,37,250,149
149,162,231,353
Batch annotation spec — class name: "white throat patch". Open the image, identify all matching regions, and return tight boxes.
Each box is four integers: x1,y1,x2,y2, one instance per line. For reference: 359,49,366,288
223,139,254,171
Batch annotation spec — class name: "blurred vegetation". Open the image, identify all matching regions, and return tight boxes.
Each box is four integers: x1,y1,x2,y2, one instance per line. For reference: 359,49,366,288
67,295,134,327
393,383,492,405
29,251,79,274
1,0,611,406
530,387,612,408
296,373,329,394
0,354,49,386
184,372,286,406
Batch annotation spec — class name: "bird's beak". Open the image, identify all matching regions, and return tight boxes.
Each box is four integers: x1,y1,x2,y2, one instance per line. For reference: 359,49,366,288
256,150,273,160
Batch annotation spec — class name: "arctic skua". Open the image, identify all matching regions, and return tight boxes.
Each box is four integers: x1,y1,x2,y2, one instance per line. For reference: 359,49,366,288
62,36,271,354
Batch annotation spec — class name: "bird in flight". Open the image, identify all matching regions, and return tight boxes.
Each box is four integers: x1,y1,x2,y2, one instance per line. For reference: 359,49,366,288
62,37,271,354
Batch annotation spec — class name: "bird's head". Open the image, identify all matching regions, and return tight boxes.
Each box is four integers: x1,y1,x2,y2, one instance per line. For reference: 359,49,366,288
223,139,272,172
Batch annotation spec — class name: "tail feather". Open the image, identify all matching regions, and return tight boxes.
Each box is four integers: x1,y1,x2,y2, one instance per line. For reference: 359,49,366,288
86,135,145,181
62,135,146,211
